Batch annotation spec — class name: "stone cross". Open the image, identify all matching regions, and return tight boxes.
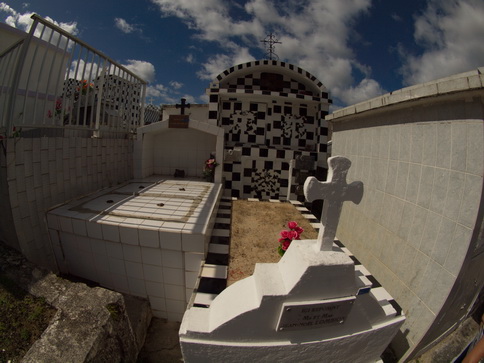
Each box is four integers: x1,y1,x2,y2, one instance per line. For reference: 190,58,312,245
176,98,190,115
304,156,363,251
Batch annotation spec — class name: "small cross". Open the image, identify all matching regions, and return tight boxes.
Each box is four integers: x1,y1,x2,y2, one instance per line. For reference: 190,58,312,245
260,33,282,60
304,156,364,251
176,98,190,115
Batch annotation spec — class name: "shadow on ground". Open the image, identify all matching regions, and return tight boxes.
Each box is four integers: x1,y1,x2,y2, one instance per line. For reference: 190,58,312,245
137,318,183,362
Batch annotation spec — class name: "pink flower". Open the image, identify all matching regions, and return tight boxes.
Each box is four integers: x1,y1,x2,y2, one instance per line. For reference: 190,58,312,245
55,98,62,110
287,221,298,229
288,230,301,240
205,158,218,170
281,240,291,251
280,230,291,239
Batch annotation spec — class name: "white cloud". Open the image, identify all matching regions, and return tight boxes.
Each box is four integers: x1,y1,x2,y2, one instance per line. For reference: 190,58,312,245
150,0,385,106
147,84,168,98
185,53,195,64
69,59,101,80
0,3,78,36
169,81,183,89
150,0,265,42
401,0,484,85
197,47,255,80
199,93,209,103
146,82,197,104
181,94,195,104
0,2,16,15
337,78,387,105
114,17,142,34
114,18,135,33
121,60,156,83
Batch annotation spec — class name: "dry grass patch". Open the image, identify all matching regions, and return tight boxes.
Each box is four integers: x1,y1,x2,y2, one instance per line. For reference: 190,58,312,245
228,200,318,286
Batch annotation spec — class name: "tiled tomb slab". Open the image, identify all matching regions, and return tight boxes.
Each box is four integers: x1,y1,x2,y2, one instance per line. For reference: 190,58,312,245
46,176,222,321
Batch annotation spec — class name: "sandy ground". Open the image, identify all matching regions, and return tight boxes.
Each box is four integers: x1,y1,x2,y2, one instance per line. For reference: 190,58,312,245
227,200,318,286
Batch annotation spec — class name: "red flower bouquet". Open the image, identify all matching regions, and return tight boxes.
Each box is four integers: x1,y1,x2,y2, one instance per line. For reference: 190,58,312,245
278,221,304,256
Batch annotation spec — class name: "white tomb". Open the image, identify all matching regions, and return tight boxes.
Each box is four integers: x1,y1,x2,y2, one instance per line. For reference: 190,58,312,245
46,110,225,321
179,156,405,363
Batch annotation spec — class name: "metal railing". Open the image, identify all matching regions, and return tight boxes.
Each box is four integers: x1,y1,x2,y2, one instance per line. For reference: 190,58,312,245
0,14,147,137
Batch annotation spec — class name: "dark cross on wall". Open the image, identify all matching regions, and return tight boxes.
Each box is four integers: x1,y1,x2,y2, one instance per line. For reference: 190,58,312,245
176,98,190,115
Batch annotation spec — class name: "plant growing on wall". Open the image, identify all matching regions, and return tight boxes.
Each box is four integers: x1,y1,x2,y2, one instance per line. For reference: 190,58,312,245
203,158,218,182
278,221,303,256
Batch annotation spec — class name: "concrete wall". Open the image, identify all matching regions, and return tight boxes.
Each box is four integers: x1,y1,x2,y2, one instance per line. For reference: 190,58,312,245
328,69,484,360
0,135,133,270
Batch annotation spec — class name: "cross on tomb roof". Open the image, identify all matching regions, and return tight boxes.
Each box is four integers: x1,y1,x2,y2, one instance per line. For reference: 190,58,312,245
304,156,364,251
260,33,282,60
176,98,190,115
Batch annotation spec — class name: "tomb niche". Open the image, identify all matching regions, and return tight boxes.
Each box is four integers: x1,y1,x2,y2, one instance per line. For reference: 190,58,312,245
208,60,331,201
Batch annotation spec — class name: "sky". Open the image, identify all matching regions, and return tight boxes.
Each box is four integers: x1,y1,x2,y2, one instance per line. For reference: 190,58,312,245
1,0,484,109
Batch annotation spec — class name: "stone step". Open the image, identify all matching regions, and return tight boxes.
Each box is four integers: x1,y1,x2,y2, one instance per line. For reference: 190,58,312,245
211,229,230,237
190,197,232,307
193,292,218,307
205,252,229,266
215,217,231,224
210,235,230,245
213,222,230,230
197,277,227,295
209,243,229,254
201,264,228,279
216,212,231,219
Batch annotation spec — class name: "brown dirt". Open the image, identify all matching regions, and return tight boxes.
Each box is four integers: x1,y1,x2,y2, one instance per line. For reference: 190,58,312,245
227,200,318,286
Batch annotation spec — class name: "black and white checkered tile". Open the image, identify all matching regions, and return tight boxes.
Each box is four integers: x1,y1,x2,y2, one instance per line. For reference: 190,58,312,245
222,146,320,201
192,197,232,308
62,76,142,124
191,198,402,317
210,60,330,99
218,97,325,151
208,61,333,202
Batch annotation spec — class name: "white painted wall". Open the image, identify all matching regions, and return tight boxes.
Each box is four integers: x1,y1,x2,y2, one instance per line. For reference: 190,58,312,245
134,119,224,183
1,136,133,269
328,68,484,360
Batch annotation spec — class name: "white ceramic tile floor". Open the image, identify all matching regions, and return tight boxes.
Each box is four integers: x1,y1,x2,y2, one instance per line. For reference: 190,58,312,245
52,178,218,227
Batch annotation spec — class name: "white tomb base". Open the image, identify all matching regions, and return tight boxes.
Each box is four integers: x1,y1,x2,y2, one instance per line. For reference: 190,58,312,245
180,239,405,362
46,176,222,321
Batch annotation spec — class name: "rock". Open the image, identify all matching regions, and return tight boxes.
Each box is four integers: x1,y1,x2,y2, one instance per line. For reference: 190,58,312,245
0,242,148,363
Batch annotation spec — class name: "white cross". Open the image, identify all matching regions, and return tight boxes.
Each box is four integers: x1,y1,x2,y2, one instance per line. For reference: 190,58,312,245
304,156,364,251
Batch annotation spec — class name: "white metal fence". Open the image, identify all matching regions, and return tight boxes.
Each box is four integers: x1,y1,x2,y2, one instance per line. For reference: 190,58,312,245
0,14,147,137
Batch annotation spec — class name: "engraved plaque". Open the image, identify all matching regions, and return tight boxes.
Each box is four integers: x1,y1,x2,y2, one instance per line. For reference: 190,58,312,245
276,296,355,332
169,115,189,128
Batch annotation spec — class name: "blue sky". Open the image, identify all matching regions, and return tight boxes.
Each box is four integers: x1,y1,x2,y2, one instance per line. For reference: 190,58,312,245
1,0,484,109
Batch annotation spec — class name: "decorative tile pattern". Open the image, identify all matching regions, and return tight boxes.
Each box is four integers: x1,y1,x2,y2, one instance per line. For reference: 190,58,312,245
209,61,330,201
